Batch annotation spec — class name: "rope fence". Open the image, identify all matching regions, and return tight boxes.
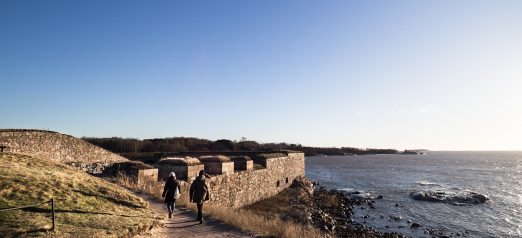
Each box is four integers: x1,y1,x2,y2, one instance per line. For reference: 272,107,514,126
0,198,56,231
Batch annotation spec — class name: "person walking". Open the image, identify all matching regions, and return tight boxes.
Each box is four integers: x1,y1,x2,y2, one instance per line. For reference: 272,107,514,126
189,170,210,224
162,172,179,218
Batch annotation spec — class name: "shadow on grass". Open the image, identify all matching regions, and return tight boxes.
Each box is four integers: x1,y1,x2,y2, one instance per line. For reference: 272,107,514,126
13,227,52,237
72,189,146,209
21,207,142,218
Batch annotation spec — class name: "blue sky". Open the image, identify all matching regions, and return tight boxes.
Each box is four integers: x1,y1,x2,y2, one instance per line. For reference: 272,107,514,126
1,1,521,150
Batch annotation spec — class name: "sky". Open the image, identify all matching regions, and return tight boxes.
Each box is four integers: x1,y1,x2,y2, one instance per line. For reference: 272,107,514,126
1,1,521,151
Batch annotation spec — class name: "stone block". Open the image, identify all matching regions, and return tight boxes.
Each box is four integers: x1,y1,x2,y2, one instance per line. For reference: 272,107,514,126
137,168,158,184
202,161,234,175
230,156,254,171
158,164,204,181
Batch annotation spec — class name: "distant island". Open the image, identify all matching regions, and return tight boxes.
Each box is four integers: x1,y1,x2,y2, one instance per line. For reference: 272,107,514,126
401,149,430,155
83,137,417,156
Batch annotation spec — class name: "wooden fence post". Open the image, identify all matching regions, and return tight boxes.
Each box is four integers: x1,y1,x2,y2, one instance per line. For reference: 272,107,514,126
51,198,55,231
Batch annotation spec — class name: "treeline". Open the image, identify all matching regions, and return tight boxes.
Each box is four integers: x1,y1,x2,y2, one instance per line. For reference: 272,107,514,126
82,137,398,156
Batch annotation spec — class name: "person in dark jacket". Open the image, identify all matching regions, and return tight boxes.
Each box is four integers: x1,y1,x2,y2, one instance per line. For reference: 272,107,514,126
162,172,179,218
189,170,210,224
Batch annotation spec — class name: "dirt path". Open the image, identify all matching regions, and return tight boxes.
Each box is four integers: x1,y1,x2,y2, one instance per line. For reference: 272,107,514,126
135,195,254,238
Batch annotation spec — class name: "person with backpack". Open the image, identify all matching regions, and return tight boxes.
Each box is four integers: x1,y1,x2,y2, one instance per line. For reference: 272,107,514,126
189,170,210,224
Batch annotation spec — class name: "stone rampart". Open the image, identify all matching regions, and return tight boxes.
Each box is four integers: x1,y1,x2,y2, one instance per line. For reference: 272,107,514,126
176,152,305,207
0,129,128,173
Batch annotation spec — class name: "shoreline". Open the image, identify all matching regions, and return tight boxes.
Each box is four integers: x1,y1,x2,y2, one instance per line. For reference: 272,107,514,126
245,177,409,238
244,175,468,238
315,184,461,238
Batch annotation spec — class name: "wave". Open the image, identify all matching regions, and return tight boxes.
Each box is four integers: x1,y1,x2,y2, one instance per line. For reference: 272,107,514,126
333,188,373,199
335,188,355,192
416,180,444,187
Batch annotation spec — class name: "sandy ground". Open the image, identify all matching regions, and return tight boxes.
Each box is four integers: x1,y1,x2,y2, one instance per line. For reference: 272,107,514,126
134,195,254,238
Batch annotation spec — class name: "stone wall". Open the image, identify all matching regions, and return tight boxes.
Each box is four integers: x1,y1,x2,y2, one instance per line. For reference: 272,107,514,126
67,162,114,174
0,129,128,173
176,152,305,208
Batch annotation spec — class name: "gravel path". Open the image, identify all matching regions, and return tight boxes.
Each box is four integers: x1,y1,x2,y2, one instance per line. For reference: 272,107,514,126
135,195,254,238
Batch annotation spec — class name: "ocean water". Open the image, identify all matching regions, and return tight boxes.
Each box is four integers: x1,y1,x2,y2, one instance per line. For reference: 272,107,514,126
305,152,522,238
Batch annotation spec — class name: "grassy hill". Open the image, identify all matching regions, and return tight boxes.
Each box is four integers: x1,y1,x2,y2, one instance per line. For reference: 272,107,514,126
0,153,159,237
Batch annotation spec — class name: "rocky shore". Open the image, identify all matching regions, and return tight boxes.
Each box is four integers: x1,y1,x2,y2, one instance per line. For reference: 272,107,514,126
309,185,406,238
320,187,472,238
245,177,404,237
245,176,468,238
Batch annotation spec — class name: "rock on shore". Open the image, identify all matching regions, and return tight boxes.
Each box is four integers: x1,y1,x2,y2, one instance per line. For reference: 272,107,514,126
409,190,489,205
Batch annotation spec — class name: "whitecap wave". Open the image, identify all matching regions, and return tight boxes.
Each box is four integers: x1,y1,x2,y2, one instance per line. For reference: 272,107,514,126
335,188,355,192
351,192,372,199
417,180,443,187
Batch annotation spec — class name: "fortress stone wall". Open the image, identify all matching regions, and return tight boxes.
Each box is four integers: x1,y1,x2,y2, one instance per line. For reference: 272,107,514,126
0,129,128,173
175,152,305,208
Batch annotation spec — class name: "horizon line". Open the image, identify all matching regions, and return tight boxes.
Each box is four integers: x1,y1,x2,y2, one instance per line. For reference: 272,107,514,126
2,128,521,152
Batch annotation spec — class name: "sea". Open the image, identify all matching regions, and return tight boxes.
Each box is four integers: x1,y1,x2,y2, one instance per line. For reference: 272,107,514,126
305,152,522,238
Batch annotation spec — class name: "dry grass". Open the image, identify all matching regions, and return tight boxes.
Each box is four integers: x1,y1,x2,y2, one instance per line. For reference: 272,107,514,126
158,157,202,166
0,152,159,238
199,205,325,238
243,177,331,238
173,199,325,238
198,155,231,162
115,172,164,201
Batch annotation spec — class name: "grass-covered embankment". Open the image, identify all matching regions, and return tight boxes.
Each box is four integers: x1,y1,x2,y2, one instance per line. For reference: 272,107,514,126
0,153,159,237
